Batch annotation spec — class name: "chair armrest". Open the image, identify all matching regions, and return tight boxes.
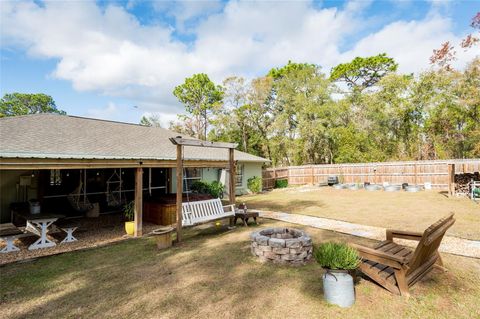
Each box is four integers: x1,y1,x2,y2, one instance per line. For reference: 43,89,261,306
350,243,407,269
386,229,423,241
223,204,235,213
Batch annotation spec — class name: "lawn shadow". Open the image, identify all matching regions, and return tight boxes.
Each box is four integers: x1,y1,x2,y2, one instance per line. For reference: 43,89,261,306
245,199,325,212
1,219,477,318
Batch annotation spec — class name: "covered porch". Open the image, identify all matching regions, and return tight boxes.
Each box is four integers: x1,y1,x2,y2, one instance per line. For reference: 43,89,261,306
0,141,237,260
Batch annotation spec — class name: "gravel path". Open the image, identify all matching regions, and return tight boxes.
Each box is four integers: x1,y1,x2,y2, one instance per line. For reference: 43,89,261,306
258,210,480,259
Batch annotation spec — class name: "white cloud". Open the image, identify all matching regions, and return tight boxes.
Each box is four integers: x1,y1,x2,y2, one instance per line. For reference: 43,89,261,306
339,13,477,74
0,0,476,121
154,0,224,33
86,102,119,119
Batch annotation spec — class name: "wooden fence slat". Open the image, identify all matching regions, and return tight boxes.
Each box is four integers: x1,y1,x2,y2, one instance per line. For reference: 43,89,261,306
262,159,480,190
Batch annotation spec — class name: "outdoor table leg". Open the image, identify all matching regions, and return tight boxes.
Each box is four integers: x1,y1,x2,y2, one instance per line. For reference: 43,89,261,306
28,219,57,250
60,227,78,243
0,236,21,253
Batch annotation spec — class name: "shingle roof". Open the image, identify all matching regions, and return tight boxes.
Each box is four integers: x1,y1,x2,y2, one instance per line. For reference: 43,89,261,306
0,114,269,163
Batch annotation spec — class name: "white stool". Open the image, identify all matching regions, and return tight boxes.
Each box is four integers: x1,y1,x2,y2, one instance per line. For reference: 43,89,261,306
60,227,78,243
1,235,21,253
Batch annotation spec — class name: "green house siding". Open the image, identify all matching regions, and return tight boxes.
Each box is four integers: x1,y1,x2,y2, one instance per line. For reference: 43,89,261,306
236,162,262,195
169,162,263,195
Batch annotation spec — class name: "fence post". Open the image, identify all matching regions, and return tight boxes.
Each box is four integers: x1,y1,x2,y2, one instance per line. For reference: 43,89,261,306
414,163,418,186
310,165,315,185
273,168,277,189
448,164,455,197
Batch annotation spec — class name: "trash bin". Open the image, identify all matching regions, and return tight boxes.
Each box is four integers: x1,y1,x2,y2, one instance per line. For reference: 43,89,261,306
29,199,41,215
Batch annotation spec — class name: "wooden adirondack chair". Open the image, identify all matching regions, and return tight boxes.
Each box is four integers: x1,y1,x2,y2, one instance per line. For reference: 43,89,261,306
351,213,455,297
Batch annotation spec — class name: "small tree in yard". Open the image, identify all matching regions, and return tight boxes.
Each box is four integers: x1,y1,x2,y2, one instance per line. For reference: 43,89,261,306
173,73,223,140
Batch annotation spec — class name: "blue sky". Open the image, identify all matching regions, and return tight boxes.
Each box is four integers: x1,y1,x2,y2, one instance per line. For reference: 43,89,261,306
1,0,478,125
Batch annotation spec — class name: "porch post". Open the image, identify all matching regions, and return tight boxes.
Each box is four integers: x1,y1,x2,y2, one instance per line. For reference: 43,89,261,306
134,167,143,237
229,148,235,204
176,145,183,242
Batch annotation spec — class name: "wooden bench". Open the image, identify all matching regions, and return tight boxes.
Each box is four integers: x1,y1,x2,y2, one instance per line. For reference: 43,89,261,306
182,198,235,226
351,213,455,297
0,223,32,253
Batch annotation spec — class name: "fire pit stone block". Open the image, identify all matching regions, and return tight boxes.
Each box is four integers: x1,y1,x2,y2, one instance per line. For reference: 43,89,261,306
250,227,313,265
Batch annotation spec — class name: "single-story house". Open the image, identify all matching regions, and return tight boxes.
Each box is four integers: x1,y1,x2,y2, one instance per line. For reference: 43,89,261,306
0,114,269,235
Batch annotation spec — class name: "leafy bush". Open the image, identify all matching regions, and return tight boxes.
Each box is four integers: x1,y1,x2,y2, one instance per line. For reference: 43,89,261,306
190,180,210,194
247,176,262,193
313,242,360,270
123,201,135,221
275,179,288,188
190,180,224,198
209,181,225,198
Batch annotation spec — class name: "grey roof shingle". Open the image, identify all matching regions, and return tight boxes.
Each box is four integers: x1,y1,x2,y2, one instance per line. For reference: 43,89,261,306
0,114,269,163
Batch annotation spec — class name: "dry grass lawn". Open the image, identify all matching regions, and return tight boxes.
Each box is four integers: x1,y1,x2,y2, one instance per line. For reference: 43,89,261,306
241,187,480,240
1,220,479,319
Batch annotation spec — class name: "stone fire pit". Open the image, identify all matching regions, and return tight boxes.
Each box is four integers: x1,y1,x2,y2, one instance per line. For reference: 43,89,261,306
250,227,313,265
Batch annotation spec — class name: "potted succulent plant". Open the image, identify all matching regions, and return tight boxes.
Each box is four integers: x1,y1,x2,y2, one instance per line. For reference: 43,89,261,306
314,242,360,308
123,201,135,235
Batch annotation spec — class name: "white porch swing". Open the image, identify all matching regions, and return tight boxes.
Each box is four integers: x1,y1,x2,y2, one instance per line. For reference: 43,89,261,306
170,137,238,242
181,163,235,227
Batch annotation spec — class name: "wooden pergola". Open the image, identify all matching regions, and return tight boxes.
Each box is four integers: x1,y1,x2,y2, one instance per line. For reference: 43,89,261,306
169,137,238,242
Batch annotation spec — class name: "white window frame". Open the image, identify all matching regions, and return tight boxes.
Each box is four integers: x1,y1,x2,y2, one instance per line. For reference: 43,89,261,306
183,168,203,193
235,164,244,187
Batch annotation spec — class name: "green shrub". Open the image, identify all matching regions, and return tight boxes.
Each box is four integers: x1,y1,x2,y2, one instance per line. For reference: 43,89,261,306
190,180,210,194
209,181,225,198
247,176,262,193
275,179,288,188
313,242,360,270
190,180,224,198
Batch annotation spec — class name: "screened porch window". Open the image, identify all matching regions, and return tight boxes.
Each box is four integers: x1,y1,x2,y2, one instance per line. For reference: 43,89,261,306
183,168,202,192
235,164,244,187
50,169,62,186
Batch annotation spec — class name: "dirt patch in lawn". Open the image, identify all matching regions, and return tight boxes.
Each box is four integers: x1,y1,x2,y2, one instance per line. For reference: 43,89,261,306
241,187,480,240
0,220,479,319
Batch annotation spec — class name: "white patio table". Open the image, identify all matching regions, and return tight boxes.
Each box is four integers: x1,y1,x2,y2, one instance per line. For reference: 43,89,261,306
17,213,65,250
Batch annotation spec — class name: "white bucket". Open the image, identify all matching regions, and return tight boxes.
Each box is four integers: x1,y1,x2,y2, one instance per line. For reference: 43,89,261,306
29,200,41,215
323,270,355,308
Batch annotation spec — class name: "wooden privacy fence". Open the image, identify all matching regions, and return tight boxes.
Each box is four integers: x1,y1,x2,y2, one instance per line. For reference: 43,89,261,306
262,159,480,190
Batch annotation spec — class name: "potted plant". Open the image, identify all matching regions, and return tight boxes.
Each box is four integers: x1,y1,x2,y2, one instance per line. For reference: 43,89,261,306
313,242,360,308
124,201,135,235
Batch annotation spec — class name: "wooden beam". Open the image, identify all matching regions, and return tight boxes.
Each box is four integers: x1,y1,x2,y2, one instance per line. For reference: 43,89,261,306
134,167,143,237
0,158,229,170
176,144,183,242
169,137,238,149
447,163,455,197
229,148,235,205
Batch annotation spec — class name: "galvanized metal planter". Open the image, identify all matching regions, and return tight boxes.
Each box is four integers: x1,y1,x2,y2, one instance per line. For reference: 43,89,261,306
323,270,355,308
